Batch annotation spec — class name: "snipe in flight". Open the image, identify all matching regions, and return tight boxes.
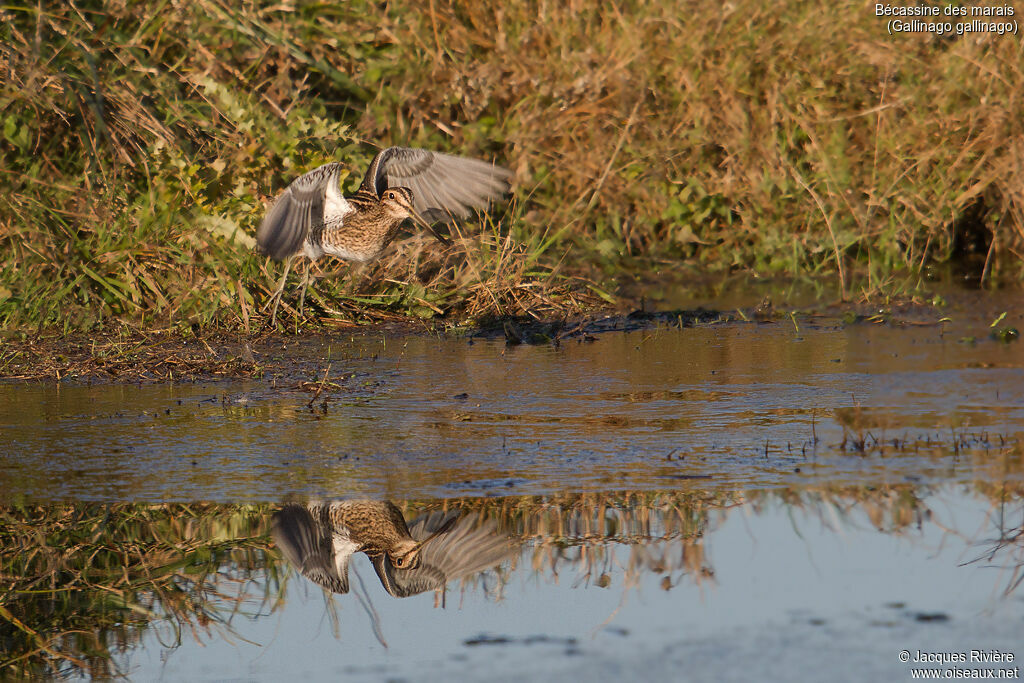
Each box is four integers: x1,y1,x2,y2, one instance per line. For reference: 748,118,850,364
272,500,515,598
257,146,513,324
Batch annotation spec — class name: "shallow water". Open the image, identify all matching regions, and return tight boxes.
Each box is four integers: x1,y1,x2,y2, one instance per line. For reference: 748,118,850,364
2,489,1021,681
2,296,1023,501
1,287,1022,679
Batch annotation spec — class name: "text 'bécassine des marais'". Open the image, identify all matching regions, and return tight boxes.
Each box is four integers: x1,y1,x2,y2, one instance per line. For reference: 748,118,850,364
875,4,1015,17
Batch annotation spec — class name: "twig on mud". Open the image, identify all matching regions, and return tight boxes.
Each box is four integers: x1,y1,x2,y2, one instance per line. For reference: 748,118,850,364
307,363,332,409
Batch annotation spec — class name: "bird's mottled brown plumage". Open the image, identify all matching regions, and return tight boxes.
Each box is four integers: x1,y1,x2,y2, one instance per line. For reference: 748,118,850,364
256,146,513,324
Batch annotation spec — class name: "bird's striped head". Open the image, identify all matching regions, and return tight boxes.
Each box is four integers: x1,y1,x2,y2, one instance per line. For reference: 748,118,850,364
380,187,417,220
381,186,451,246
388,539,422,570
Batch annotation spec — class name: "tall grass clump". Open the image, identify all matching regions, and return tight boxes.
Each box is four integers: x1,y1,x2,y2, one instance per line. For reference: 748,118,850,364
373,1,1024,291
1,1,1022,334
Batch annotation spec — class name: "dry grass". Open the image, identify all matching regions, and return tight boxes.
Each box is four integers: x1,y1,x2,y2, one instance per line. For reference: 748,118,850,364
1,1,1022,334
371,2,1024,281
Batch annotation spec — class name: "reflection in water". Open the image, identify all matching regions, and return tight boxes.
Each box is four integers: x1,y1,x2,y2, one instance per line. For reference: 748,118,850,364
272,501,516,598
962,489,1024,597
0,504,274,679
4,314,1023,502
0,488,1021,679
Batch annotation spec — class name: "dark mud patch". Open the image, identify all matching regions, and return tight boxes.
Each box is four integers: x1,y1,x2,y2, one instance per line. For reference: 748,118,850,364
468,307,729,345
0,331,266,383
463,634,580,648
0,322,420,384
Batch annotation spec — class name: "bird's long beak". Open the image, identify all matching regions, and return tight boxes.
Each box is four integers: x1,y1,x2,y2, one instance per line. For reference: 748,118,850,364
409,208,451,246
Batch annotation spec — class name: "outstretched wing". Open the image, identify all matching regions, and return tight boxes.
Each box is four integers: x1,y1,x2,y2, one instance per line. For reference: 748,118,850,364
273,504,352,594
258,163,345,261
371,512,516,598
358,147,513,223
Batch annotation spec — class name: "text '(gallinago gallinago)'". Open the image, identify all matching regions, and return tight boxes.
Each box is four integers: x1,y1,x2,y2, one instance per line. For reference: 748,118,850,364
257,146,513,324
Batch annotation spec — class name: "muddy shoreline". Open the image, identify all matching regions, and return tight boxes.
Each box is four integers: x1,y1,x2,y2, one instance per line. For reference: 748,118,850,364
5,289,1019,383
0,308,720,383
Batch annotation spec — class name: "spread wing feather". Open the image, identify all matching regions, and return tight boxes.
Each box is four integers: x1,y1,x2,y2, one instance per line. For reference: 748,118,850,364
372,512,516,598
257,163,339,261
359,147,512,224
272,504,351,594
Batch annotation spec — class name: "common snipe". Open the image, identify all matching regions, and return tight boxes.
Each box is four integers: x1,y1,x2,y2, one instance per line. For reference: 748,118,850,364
272,500,514,598
257,146,513,324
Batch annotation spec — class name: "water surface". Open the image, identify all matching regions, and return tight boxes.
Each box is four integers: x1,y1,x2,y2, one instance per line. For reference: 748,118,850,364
1,287,1022,680
2,488,1021,681
2,302,1022,501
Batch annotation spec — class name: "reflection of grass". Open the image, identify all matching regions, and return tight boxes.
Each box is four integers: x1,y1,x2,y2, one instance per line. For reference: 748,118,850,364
765,485,930,534
963,484,1024,597
402,491,739,591
3,486,1020,675
400,486,957,593
0,504,275,679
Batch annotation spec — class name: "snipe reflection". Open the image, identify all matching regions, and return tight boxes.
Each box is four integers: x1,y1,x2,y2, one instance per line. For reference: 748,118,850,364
273,500,516,598
2,487,1020,679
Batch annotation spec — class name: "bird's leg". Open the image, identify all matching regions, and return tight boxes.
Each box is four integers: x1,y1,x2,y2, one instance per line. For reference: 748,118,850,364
265,255,294,327
346,263,367,293
297,261,315,317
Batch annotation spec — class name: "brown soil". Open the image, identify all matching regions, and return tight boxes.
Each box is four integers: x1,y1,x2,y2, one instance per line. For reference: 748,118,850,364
2,295,1001,383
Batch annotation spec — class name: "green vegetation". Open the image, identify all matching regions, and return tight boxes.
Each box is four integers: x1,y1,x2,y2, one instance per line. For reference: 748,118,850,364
2,1,1022,333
